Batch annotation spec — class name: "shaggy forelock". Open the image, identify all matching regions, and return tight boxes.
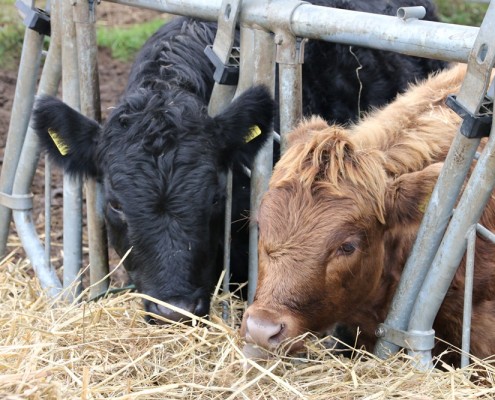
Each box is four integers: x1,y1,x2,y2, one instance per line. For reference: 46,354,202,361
272,122,388,223
99,87,212,168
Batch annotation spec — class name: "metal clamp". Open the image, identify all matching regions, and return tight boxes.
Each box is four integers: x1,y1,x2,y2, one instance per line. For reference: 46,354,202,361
204,0,242,86
375,324,435,352
446,93,493,138
15,0,51,36
204,45,240,85
0,192,34,211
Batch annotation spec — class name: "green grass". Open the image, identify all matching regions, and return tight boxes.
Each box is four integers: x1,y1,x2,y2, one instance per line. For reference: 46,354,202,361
0,0,168,69
0,0,25,69
435,0,488,26
96,18,169,61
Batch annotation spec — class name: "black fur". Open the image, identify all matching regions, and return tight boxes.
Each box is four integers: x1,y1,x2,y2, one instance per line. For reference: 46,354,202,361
32,96,101,178
32,0,446,320
302,0,447,124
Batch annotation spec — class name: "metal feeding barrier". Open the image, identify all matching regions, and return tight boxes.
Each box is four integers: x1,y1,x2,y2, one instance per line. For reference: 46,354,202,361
0,0,494,369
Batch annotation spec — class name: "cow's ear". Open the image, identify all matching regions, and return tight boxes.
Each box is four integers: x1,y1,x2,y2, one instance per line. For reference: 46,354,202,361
285,116,329,149
32,96,101,178
384,162,443,227
212,85,275,166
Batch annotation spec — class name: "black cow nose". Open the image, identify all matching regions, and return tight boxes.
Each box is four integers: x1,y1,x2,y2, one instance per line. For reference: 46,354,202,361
145,297,208,324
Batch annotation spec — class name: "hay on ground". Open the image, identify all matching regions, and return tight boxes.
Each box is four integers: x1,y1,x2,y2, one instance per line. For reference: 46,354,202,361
1,247,495,399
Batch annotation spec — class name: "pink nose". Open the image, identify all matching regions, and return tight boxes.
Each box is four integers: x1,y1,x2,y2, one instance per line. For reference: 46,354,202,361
244,313,285,350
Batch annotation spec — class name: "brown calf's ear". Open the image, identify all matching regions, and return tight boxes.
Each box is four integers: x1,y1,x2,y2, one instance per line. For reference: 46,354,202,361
285,116,329,149
384,162,444,227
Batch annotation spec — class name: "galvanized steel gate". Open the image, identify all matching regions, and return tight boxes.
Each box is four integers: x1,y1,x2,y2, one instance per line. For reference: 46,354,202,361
0,0,494,370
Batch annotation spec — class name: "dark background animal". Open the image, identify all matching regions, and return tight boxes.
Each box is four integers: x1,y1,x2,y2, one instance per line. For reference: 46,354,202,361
241,64,495,367
302,0,447,124
32,0,446,323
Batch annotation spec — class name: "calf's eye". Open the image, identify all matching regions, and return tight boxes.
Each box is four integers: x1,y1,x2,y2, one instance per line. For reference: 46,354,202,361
119,115,129,128
337,242,356,256
109,200,123,214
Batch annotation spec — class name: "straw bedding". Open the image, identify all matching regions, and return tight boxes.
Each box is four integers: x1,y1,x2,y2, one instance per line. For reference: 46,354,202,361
1,247,495,399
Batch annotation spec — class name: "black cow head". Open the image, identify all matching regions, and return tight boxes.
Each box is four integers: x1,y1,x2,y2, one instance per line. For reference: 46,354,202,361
32,85,274,322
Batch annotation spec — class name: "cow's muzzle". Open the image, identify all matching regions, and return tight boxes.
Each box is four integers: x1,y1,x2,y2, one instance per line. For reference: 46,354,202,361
144,296,209,324
240,306,304,357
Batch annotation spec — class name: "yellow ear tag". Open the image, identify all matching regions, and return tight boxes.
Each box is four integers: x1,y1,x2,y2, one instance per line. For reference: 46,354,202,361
48,128,70,156
418,193,432,214
245,125,261,143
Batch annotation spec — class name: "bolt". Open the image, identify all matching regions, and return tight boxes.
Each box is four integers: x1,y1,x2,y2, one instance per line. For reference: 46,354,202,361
375,326,385,338
274,34,283,45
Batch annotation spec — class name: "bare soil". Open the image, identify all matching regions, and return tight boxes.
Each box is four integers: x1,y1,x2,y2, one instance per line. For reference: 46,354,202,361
0,3,167,286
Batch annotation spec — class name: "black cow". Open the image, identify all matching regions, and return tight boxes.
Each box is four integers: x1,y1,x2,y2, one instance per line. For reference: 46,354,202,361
32,0,446,323
303,0,446,124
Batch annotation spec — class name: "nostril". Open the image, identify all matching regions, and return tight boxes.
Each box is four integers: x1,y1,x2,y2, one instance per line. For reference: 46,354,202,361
193,298,209,318
156,303,193,322
146,298,200,323
245,315,284,349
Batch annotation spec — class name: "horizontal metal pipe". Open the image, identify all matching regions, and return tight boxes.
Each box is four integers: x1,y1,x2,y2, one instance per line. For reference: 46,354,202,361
290,4,477,63
107,0,477,63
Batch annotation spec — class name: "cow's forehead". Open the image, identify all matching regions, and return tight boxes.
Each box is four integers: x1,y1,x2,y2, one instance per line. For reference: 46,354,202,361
103,144,220,189
102,86,213,146
98,90,220,177
259,184,369,243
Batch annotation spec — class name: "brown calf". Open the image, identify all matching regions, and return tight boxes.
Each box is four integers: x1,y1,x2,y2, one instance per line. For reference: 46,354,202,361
240,64,495,366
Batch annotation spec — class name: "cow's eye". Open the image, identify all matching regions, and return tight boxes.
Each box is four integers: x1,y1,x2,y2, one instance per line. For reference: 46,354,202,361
337,242,356,256
109,200,123,214
119,115,129,128
212,194,220,206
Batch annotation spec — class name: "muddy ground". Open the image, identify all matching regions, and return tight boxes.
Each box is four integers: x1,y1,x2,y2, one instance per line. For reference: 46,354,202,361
0,3,168,286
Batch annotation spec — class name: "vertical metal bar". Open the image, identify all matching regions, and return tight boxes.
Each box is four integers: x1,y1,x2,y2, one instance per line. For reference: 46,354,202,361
209,86,237,117
276,35,304,153
207,0,240,117
12,0,63,296
206,0,242,315
222,168,233,320
0,4,44,256
461,225,476,368
45,155,52,277
235,26,275,304
61,0,83,300
86,181,109,296
74,0,110,298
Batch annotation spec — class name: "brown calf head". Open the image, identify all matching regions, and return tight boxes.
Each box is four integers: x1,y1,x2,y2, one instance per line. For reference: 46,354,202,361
241,117,443,355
